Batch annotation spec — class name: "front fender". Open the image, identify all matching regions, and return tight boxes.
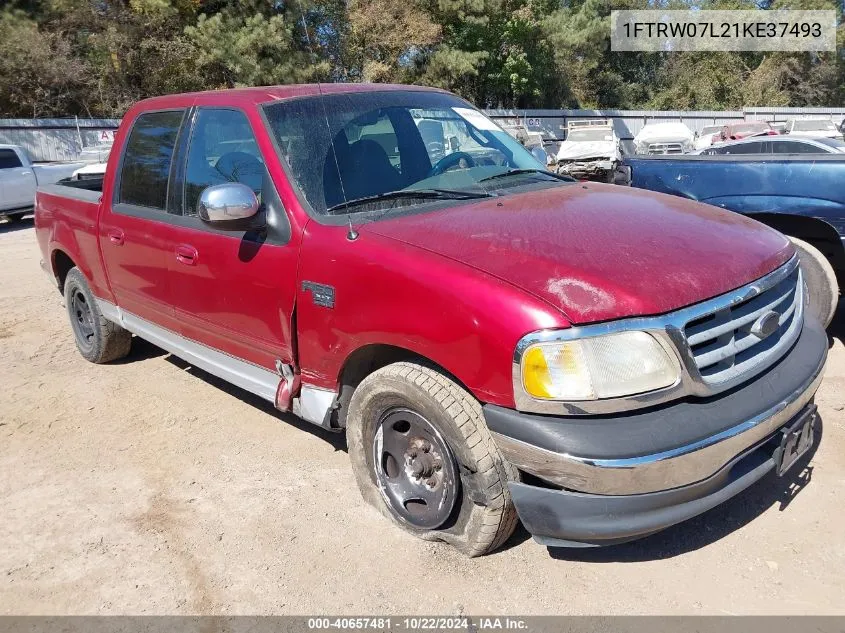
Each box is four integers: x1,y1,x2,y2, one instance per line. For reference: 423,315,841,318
295,223,569,408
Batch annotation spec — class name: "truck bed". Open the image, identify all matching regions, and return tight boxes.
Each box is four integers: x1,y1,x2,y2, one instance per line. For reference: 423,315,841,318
56,175,105,193
621,154,845,214
35,181,112,302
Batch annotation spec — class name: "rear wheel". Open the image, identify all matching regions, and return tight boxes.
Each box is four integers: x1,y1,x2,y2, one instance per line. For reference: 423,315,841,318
64,267,132,363
788,237,839,328
346,362,519,557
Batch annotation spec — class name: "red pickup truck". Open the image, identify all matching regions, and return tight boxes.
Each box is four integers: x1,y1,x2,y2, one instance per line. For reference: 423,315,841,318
35,84,827,556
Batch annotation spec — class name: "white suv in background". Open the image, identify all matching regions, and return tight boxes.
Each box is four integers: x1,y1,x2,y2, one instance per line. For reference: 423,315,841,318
785,118,843,140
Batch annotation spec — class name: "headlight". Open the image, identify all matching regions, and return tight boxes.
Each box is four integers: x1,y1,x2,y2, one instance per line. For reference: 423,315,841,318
521,331,679,401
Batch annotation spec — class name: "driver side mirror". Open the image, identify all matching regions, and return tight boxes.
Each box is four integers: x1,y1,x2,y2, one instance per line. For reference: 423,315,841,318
198,183,261,228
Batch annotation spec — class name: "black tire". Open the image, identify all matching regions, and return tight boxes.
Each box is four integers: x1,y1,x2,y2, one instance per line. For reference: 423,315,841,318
64,267,132,363
346,362,519,557
788,237,839,329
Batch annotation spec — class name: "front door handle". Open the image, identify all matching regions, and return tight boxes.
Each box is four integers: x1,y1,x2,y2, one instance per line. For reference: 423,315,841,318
175,244,198,266
107,229,125,246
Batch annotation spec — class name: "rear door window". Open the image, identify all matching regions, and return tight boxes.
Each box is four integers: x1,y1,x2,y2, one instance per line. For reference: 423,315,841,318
118,110,185,211
0,149,23,169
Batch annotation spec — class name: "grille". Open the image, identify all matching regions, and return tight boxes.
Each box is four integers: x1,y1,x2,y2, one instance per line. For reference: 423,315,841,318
646,142,685,154
683,265,802,387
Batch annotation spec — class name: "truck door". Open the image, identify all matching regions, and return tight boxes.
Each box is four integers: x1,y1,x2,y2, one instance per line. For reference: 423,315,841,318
162,106,298,374
0,147,36,210
98,109,187,332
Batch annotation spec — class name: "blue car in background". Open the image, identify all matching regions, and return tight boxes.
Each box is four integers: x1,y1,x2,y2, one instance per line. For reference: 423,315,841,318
620,153,845,327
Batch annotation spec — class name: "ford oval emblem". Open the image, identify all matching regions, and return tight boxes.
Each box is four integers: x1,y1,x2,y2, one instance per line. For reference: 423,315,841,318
751,311,780,340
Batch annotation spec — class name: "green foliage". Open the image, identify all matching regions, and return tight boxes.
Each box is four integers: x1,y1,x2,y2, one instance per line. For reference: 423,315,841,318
0,0,841,116
0,9,89,116
186,12,325,87
344,0,441,83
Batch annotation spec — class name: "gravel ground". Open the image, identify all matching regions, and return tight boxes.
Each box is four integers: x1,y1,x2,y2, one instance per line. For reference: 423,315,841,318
1,217,844,615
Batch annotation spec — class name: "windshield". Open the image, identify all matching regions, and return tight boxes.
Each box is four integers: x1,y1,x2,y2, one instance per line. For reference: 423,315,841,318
263,91,548,216
814,137,845,151
793,119,836,131
566,128,613,142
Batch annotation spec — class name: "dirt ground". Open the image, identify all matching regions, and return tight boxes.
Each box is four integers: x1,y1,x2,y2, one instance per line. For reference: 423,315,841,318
1,217,844,616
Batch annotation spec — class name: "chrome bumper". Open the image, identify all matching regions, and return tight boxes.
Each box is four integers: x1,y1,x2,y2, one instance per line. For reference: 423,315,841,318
490,323,827,496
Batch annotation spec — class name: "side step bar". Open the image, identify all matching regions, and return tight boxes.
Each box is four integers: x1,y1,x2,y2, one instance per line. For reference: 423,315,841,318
95,298,337,429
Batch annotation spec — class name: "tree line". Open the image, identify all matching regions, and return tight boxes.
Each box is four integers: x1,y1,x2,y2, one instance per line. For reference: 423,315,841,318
0,0,842,119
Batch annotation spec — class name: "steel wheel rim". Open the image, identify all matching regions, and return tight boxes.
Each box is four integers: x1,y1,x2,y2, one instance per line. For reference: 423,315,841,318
70,289,95,351
372,408,459,530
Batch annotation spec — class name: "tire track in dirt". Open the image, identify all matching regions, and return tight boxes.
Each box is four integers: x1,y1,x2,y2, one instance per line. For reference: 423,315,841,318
132,491,218,614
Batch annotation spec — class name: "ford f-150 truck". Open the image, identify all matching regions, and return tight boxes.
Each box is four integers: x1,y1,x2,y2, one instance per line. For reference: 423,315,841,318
35,85,827,556
620,154,845,329
0,144,83,222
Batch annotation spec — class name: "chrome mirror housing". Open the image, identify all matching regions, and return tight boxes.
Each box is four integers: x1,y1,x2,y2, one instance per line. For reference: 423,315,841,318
197,183,260,224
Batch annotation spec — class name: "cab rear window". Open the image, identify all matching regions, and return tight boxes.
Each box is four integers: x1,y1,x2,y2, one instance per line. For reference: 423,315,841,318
0,149,22,169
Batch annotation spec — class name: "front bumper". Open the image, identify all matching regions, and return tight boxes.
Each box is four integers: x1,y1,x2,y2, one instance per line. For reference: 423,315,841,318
558,160,615,177
486,318,827,546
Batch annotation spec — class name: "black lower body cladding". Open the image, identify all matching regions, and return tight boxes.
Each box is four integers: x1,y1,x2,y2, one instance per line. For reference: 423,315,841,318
485,318,828,547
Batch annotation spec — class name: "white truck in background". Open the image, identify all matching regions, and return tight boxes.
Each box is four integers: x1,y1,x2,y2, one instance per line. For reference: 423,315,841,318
633,122,695,154
555,119,621,182
0,145,83,222
784,118,844,141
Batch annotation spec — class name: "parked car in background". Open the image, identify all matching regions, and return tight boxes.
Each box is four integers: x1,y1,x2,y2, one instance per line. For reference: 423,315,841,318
499,121,551,166
695,136,845,155
34,84,827,555
785,118,843,140
718,121,777,142
693,124,722,150
620,152,845,327
0,144,83,222
770,121,789,135
633,121,694,154
70,162,108,180
77,143,114,163
555,119,620,181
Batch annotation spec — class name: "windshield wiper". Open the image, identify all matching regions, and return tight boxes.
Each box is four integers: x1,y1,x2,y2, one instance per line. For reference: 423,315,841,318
477,168,574,184
326,188,494,214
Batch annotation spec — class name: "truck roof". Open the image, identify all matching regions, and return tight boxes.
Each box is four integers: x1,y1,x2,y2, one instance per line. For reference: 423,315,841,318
133,83,450,111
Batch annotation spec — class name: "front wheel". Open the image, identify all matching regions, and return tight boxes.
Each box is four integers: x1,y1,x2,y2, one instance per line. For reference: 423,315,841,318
346,362,519,557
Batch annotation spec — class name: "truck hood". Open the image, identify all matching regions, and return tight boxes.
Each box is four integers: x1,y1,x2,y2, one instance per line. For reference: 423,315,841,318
634,123,694,146
364,183,793,324
556,140,618,162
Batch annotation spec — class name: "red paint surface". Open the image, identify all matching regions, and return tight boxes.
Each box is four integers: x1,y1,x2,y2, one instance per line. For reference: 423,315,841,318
720,121,779,141
366,183,794,324
35,85,794,409
295,222,566,404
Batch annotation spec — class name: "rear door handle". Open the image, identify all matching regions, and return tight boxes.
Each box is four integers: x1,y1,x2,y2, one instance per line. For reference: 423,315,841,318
175,244,198,266
107,229,124,246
